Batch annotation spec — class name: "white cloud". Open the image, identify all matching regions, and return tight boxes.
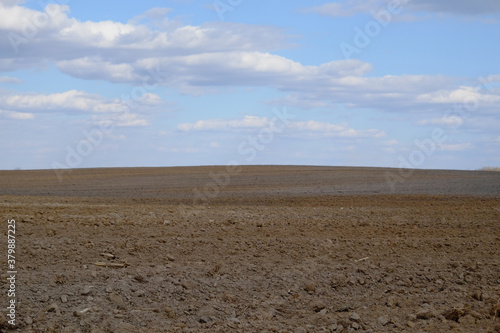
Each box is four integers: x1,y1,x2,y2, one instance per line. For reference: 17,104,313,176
0,90,128,113
65,21,138,46
0,3,70,34
0,0,24,6
56,53,373,93
2,2,434,109
303,0,395,17
0,76,22,84
87,50,461,111
129,7,173,24
178,115,268,131
303,0,500,17
487,74,500,83
136,93,162,105
0,3,287,68
319,60,373,76
178,116,385,138
56,59,136,83
1,2,499,116
289,120,385,138
438,143,472,151
418,116,464,127
408,0,500,15
269,74,459,111
416,86,500,105
0,109,34,120
92,113,149,127
0,90,166,126
0,90,165,114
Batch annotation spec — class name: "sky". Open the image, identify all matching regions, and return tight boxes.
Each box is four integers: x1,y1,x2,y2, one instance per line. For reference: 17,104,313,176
0,0,499,171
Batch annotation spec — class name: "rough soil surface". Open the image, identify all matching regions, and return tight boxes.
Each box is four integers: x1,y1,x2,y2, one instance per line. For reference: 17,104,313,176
0,166,499,332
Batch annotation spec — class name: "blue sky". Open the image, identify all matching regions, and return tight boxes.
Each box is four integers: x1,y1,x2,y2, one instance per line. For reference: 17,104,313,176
0,0,499,171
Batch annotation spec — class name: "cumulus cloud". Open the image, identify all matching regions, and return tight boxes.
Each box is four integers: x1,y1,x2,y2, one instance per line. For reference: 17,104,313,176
0,3,70,35
56,59,136,83
418,116,464,127
303,0,500,17
0,90,165,113
303,0,400,17
178,116,385,138
0,0,24,7
56,53,374,95
416,86,500,105
438,143,472,151
0,3,287,62
128,7,174,27
178,115,269,131
0,109,34,119
488,75,500,82
408,0,500,15
92,113,149,127
0,76,22,84
0,90,128,113
289,120,385,138
0,1,455,110
269,74,460,112
1,2,499,115
0,90,166,126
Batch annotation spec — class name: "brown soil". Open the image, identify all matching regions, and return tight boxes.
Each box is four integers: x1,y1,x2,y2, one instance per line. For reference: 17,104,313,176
1,166,499,332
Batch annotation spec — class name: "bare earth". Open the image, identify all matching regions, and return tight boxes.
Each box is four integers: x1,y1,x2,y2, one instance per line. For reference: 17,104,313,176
0,166,499,332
